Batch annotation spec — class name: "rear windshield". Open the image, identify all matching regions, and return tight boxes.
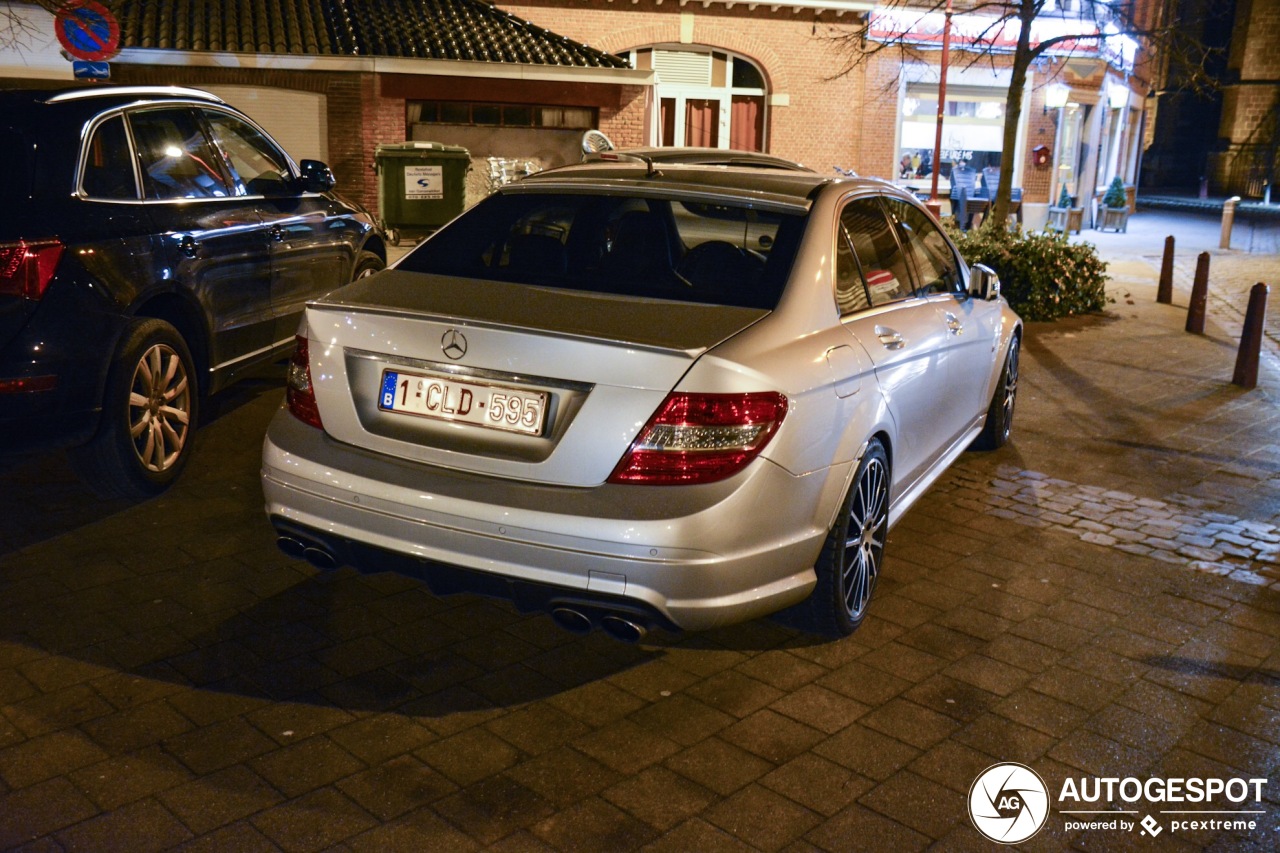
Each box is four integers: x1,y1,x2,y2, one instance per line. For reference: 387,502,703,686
398,190,807,309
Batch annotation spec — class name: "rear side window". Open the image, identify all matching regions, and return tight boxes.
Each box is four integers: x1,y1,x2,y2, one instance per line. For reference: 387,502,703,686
399,191,806,310
884,198,963,295
837,197,913,308
129,108,233,200
202,109,293,196
81,115,138,200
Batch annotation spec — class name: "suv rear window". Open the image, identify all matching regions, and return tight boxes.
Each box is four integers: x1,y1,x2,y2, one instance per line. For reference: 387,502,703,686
399,190,806,310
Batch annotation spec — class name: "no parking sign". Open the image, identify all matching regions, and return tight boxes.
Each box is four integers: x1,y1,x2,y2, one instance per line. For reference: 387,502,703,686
54,0,121,62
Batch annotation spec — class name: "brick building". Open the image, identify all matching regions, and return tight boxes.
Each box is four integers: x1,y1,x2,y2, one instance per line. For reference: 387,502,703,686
1,0,1155,222
504,0,1147,224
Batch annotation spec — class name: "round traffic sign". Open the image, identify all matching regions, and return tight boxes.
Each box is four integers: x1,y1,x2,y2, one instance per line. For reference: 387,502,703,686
55,0,121,63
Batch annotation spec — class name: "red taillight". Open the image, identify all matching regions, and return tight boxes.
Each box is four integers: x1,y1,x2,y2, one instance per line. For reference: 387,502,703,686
0,239,64,301
286,335,323,429
608,391,788,485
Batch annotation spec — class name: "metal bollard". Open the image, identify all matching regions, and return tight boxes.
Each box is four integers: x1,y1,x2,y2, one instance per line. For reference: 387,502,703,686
1157,235,1175,304
1232,283,1270,389
1220,196,1241,250
1185,252,1210,334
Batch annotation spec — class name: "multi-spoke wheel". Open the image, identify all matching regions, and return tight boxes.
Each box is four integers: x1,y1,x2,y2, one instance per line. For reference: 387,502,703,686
126,340,192,474
808,437,889,635
71,318,199,499
972,335,1020,450
352,250,385,281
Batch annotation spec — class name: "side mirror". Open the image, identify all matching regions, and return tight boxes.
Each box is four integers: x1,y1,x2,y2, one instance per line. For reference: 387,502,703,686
970,263,1001,301
297,159,336,193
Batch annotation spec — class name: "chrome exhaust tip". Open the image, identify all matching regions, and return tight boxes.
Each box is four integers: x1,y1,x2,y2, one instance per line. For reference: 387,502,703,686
600,615,646,643
302,546,339,571
276,536,308,559
551,607,593,635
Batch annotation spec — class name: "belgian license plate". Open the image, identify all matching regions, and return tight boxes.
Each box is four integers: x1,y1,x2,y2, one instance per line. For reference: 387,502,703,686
379,369,547,436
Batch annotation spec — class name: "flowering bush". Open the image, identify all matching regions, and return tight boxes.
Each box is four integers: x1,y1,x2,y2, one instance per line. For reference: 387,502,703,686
944,222,1109,321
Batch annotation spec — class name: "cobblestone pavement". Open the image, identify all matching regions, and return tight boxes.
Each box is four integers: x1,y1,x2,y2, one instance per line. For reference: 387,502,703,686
1,212,1277,851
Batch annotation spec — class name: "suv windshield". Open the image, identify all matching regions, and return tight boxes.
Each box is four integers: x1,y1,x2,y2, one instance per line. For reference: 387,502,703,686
399,190,806,309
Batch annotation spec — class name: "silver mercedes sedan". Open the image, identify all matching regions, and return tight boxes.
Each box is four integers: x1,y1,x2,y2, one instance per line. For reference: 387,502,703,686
261,163,1021,640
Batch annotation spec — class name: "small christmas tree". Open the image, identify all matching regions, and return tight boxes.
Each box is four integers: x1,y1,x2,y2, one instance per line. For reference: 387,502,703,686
1056,184,1073,209
1103,175,1127,209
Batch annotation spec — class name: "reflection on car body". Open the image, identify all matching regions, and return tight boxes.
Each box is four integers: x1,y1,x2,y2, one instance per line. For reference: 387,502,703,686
0,85,385,498
262,161,1021,640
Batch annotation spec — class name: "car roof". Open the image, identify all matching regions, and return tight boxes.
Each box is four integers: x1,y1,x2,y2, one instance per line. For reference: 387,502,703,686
0,86,225,114
518,161,902,210
584,147,811,171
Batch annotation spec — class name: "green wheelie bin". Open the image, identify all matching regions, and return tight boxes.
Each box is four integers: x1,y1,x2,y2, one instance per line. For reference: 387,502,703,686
373,142,470,245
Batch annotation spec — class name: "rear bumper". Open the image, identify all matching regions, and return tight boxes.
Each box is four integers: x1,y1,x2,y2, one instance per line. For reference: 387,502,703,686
261,407,841,631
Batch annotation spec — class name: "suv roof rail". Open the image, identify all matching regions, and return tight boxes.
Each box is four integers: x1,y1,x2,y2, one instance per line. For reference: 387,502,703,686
45,86,225,105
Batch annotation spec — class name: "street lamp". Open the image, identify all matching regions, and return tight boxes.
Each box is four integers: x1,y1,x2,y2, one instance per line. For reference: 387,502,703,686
1044,83,1070,114
1108,85,1129,111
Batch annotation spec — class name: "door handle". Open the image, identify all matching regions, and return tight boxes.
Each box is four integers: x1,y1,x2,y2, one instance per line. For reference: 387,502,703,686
874,325,905,350
945,313,964,335
269,225,284,242
177,235,199,258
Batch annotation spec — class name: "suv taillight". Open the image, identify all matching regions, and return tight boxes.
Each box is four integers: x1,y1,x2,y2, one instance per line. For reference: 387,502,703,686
286,336,323,429
608,391,788,485
0,239,64,301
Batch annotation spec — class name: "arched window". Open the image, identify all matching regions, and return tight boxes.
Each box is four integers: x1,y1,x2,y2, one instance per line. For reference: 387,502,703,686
626,46,768,151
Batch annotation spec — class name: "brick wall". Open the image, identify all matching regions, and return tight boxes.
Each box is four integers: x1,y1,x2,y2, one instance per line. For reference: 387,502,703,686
503,1,870,174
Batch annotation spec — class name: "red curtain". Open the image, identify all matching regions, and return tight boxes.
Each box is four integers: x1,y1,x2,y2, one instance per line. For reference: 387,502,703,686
660,98,676,147
684,99,718,147
730,96,764,152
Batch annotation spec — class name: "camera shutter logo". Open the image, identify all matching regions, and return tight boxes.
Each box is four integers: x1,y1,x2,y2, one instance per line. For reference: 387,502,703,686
969,762,1050,844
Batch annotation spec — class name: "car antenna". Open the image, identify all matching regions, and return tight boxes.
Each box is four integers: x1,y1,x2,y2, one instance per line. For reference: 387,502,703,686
639,155,663,178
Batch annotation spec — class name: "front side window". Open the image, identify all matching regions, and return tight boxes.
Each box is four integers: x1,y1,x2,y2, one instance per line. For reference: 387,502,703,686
81,115,137,200
128,107,232,200
399,191,806,310
202,109,292,197
838,198,913,308
884,198,963,295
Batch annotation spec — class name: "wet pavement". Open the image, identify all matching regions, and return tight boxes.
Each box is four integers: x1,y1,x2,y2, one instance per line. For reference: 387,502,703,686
1,211,1277,851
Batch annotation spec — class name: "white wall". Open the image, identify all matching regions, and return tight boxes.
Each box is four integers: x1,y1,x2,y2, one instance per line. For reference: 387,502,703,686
0,3,77,81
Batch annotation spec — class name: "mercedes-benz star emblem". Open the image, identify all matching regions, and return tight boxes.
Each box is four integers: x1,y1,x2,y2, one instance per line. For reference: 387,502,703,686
441,329,467,360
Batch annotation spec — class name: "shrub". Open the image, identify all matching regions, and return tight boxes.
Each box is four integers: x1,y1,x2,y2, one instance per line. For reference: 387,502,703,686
1103,175,1127,208
944,222,1109,321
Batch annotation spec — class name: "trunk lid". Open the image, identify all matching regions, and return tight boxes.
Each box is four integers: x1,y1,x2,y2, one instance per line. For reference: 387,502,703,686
304,270,770,486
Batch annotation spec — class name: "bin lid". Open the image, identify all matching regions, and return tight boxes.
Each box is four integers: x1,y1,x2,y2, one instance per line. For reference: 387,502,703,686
375,141,470,159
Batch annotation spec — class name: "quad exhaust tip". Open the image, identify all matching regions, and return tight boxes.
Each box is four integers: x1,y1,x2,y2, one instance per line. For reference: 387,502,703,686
551,607,593,635
600,615,646,643
276,535,340,571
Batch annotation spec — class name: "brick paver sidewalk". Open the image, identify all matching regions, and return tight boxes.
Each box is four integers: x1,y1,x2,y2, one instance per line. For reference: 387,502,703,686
1,212,1277,851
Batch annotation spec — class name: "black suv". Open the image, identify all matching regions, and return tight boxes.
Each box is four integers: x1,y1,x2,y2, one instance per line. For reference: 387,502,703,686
0,86,384,498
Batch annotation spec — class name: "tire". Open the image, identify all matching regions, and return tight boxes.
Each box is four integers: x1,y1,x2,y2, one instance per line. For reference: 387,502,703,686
70,318,198,500
353,250,384,281
806,438,890,636
971,335,1020,451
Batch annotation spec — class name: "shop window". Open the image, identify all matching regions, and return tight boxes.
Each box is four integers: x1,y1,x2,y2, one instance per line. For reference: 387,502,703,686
898,84,1007,181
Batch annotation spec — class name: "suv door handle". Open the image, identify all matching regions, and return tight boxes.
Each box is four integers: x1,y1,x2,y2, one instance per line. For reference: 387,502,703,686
874,325,905,350
268,225,284,242
945,313,964,335
177,235,199,258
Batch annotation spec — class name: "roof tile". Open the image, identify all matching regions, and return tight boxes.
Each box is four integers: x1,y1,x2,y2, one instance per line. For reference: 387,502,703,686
115,0,627,68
